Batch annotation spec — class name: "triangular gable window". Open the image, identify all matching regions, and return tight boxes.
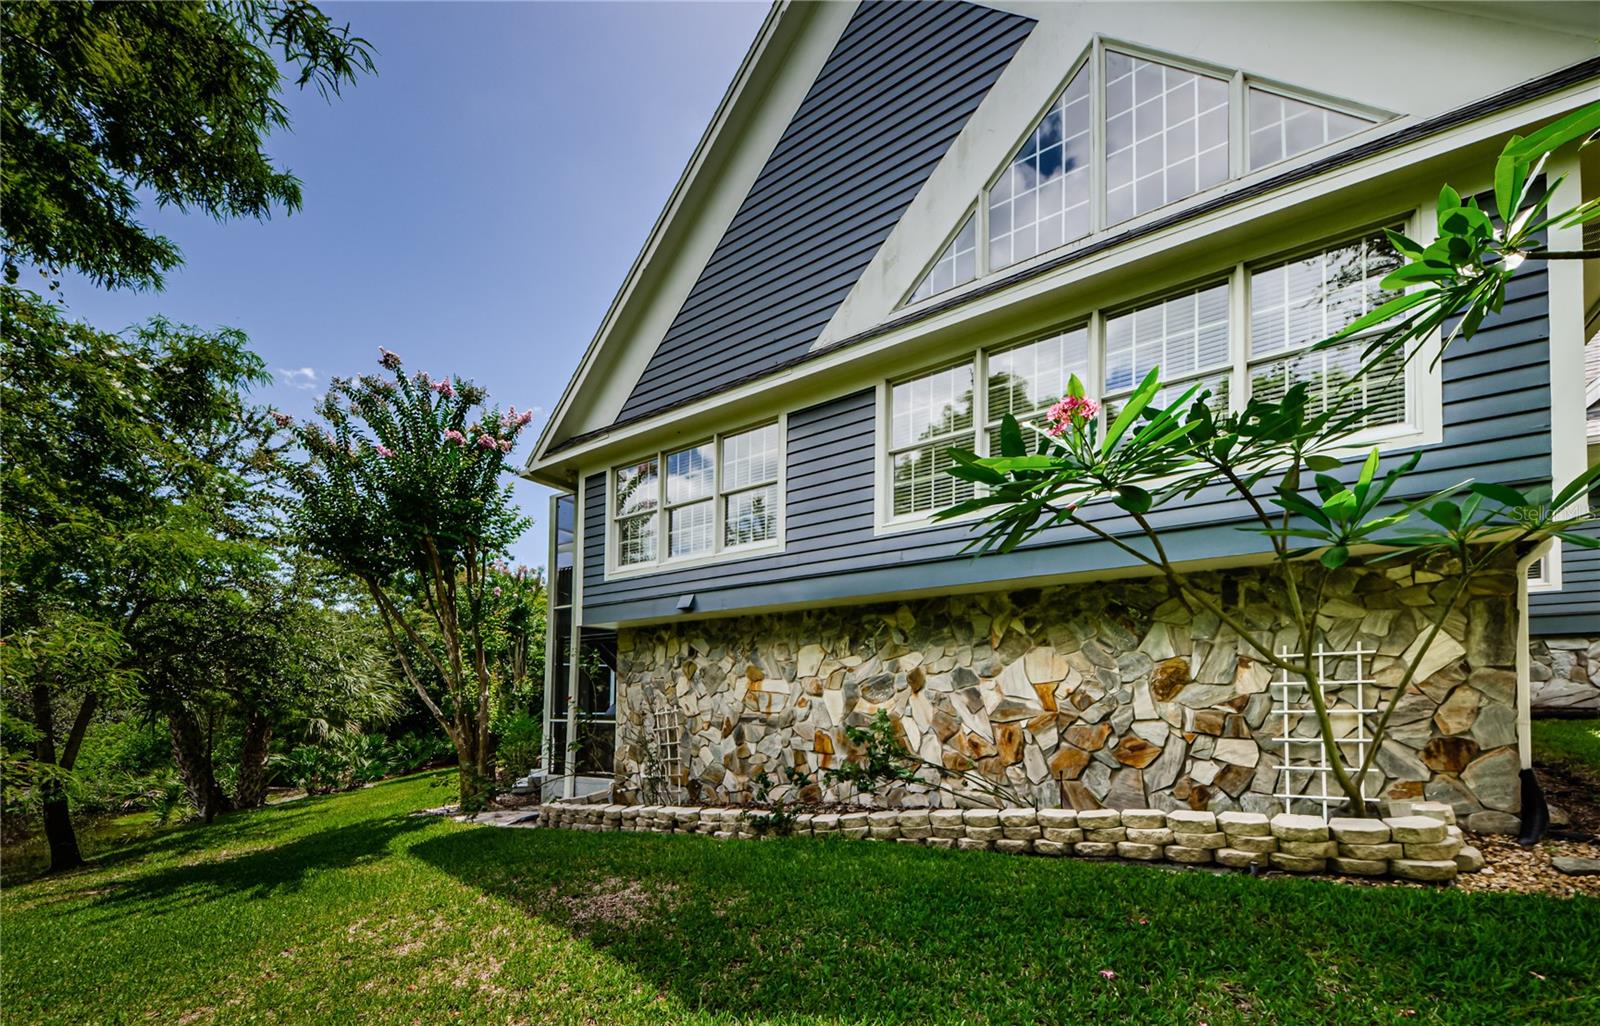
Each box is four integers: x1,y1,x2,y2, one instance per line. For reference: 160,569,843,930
988,62,1091,271
1248,88,1374,170
956,43,1386,281
909,213,977,303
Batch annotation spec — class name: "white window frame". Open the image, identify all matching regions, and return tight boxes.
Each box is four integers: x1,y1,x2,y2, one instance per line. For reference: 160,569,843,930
876,213,1440,533
878,357,983,528
605,417,786,579
1527,540,1562,593
1240,218,1430,449
959,37,1391,284
1243,80,1383,175
905,206,979,305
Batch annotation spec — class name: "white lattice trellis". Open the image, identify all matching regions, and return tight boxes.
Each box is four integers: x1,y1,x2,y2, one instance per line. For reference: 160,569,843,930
1270,644,1382,820
642,701,684,803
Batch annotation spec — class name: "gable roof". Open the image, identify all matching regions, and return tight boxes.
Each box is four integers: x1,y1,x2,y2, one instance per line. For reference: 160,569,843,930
527,2,1600,484
617,0,1035,421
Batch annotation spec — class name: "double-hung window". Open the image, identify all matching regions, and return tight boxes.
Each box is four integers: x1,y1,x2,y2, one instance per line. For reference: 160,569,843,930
611,421,782,571
888,363,977,519
1104,282,1231,416
1247,228,1407,429
883,222,1429,528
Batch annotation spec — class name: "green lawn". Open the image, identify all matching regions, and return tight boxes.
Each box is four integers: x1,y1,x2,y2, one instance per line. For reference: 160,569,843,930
1532,718,1600,776
3,774,1598,1026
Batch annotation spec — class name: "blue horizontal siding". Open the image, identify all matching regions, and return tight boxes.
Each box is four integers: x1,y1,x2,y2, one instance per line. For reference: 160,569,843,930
583,265,1563,626
1530,511,1600,637
617,0,1035,421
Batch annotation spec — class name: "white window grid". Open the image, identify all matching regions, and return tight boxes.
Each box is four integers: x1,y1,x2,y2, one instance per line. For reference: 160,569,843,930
611,421,781,571
989,62,1092,271
910,213,978,303
1269,643,1382,820
931,40,1388,297
1247,86,1374,172
887,361,978,519
880,220,1430,528
984,326,1092,449
1247,228,1410,431
1104,50,1230,225
1104,280,1232,416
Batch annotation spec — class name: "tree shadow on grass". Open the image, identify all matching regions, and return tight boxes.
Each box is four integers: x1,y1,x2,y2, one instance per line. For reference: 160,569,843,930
412,826,1600,1025
66,814,436,924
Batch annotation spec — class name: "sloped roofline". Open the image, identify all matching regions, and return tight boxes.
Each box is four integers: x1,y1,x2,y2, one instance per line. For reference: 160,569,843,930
535,55,1600,467
523,1,794,480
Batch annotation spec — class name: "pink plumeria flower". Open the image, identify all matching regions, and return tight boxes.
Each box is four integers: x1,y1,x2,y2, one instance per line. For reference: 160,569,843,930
1045,395,1101,437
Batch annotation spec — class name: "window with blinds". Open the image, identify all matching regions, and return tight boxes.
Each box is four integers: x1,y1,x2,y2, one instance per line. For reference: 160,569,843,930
611,422,782,570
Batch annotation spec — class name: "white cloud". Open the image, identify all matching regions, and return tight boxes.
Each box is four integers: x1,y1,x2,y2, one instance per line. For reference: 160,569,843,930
278,367,318,390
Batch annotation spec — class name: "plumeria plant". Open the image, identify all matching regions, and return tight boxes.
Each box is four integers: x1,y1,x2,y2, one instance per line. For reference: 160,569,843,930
289,349,533,810
937,115,1600,816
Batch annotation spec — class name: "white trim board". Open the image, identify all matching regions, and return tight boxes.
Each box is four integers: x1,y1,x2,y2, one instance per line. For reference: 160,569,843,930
525,1,857,481
525,83,1590,484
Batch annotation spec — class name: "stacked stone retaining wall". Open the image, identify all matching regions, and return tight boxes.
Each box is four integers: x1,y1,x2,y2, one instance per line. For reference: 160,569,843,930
537,799,1484,883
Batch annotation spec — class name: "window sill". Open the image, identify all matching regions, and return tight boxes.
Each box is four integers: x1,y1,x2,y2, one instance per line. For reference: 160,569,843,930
604,541,783,582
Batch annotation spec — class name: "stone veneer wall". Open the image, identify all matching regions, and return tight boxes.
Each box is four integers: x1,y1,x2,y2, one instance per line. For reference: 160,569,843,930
614,557,1523,823
1530,637,1600,714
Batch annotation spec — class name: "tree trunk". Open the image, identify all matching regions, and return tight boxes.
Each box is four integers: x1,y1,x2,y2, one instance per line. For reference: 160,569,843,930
455,731,489,812
234,710,273,809
31,684,83,873
167,707,233,823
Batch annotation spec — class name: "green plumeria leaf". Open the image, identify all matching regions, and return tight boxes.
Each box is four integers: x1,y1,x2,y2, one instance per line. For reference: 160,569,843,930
999,414,1025,458
1113,484,1153,515
1469,481,1530,509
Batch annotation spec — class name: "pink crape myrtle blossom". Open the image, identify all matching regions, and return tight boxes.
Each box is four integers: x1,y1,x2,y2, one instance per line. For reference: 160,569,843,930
1045,394,1101,437
501,406,535,431
378,347,402,370
433,378,456,400
497,439,513,453
443,428,467,447
270,411,292,428
476,433,497,450
374,444,395,458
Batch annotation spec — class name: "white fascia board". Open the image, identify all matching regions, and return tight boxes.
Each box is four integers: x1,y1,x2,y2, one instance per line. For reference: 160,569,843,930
524,2,856,483
527,80,1599,484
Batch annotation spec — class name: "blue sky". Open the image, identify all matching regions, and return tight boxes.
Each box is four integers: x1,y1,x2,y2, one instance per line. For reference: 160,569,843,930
57,0,770,571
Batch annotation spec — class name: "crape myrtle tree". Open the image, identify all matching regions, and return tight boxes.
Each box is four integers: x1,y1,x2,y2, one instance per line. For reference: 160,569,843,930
936,107,1600,816
289,350,534,810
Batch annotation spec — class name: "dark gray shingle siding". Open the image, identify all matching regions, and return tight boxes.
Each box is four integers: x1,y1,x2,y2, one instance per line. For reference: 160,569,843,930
617,0,1035,421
